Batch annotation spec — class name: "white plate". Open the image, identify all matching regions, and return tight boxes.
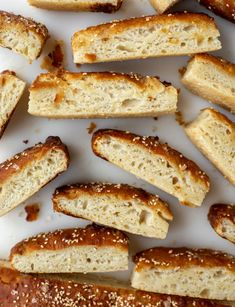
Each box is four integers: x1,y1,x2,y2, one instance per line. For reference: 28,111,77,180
0,0,234,282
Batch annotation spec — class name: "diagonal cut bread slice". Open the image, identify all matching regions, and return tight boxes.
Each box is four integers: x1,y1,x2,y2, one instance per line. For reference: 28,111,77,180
53,182,173,239
185,108,235,186
0,71,26,138
208,204,235,244
181,54,235,113
0,136,69,217
0,11,49,62
28,71,178,118
197,0,235,24
27,0,123,12
0,260,227,306
131,247,235,300
92,129,210,207
150,0,180,14
71,13,221,64
10,224,129,273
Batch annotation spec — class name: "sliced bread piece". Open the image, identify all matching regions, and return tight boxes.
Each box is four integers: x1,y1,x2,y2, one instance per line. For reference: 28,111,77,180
0,11,49,62
72,13,221,64
28,71,178,118
53,182,173,239
208,204,235,244
198,0,235,24
10,224,129,273
92,129,210,207
185,108,235,186
150,0,180,14
28,0,123,12
181,54,235,113
132,247,235,300
0,261,226,307
0,136,69,217
0,71,26,138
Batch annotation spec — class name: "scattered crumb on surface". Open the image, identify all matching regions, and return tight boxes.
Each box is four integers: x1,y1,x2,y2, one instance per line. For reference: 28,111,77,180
76,63,81,68
175,111,185,126
179,67,186,76
41,40,65,72
87,122,97,134
23,139,29,144
24,203,40,222
153,117,158,121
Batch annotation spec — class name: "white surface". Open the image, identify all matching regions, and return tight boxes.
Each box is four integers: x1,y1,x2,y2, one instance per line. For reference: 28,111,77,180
0,0,234,281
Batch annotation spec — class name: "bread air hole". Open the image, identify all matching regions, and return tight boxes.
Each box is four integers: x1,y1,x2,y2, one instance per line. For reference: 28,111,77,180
82,201,88,210
121,99,139,108
200,289,210,297
172,177,179,185
116,45,133,52
139,210,151,225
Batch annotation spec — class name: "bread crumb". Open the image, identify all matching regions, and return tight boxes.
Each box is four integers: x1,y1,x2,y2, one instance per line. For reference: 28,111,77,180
41,40,65,72
179,67,186,76
24,203,40,222
175,111,185,126
153,117,158,121
87,122,97,134
23,139,29,144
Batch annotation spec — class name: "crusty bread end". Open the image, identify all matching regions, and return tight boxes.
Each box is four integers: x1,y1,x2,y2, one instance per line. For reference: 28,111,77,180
150,0,180,14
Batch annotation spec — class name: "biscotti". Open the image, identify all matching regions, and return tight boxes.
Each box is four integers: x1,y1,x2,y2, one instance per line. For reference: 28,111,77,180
10,224,129,273
198,0,235,24
0,11,49,62
132,247,235,300
208,204,235,244
150,0,180,14
185,108,235,186
28,0,123,12
28,71,178,118
181,54,235,113
53,183,173,239
0,261,226,307
92,129,210,207
72,13,221,64
0,71,26,138
0,136,69,217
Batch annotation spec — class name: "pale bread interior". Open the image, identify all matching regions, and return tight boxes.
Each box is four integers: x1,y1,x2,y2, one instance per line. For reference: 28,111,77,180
182,56,235,112
219,219,235,243
28,73,177,118
55,194,171,239
185,109,235,186
72,18,221,63
94,135,208,207
11,246,128,273
0,74,26,132
0,149,67,217
131,266,235,300
150,0,179,14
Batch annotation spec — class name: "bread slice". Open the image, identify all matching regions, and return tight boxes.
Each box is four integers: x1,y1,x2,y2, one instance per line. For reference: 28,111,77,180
181,54,235,113
0,71,26,138
0,136,69,217
53,182,173,239
0,11,49,62
28,0,123,12
72,13,221,64
10,224,129,273
28,71,178,118
208,204,235,244
0,261,227,307
185,108,235,186
198,0,235,24
132,247,235,300
150,0,180,14
92,129,210,207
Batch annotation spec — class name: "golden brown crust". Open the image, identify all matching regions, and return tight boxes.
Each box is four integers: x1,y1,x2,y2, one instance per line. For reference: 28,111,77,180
30,70,171,91
0,10,49,58
53,182,173,221
202,108,235,131
0,263,226,307
92,129,210,188
198,0,235,24
208,204,235,243
10,224,129,259
28,0,123,12
133,247,235,273
0,136,70,184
